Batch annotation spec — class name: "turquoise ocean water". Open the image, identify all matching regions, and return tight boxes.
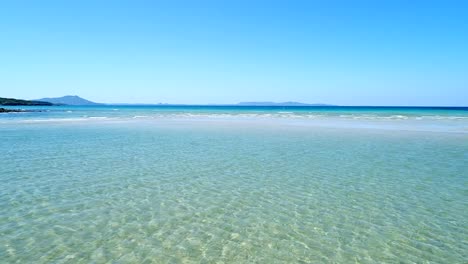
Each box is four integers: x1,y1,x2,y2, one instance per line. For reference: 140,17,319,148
1,106,467,263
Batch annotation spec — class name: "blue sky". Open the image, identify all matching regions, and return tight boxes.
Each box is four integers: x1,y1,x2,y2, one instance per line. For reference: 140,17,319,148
0,0,467,105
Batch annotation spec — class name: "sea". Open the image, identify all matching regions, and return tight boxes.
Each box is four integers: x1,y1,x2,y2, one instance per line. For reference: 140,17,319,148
1,105,467,263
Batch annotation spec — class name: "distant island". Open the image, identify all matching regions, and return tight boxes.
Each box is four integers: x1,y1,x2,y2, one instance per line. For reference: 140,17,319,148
0,97,52,106
36,95,101,106
237,102,333,106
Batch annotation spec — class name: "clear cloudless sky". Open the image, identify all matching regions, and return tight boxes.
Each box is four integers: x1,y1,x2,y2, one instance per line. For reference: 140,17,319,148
0,0,467,105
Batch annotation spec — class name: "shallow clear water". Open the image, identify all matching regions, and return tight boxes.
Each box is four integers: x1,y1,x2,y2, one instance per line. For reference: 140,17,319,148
1,107,467,263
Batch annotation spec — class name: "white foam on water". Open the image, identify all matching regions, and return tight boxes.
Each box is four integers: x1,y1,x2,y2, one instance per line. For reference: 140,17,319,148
18,118,90,123
1,110,467,133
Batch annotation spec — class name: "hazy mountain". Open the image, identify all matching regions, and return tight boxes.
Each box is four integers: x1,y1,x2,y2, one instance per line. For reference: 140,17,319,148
237,102,332,106
0,97,53,106
36,95,101,105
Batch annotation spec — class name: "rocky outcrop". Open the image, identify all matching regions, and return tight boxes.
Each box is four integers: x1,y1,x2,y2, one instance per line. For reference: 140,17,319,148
0,108,24,113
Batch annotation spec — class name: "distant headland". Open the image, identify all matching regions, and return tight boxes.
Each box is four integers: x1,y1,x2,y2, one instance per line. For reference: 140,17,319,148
35,95,101,106
0,96,101,112
0,97,51,112
0,97,53,106
0,95,102,106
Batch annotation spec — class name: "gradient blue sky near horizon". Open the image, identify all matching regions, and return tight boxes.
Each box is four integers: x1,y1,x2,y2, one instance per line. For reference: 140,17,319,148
0,1,467,106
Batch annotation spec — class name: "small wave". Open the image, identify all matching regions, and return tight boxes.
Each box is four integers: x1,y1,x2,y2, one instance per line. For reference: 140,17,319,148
418,115,468,120
18,118,89,123
306,114,323,118
387,115,408,120
446,116,468,120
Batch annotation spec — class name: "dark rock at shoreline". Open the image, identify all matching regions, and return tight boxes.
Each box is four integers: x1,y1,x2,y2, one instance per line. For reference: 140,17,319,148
0,108,44,113
0,108,23,113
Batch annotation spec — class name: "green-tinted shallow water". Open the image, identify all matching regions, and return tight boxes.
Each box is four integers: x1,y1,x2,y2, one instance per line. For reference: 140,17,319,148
1,117,467,263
